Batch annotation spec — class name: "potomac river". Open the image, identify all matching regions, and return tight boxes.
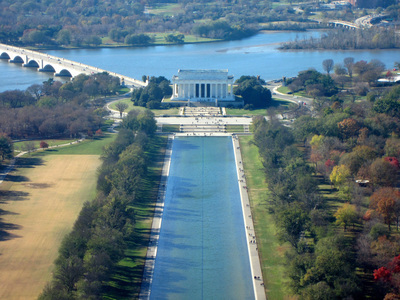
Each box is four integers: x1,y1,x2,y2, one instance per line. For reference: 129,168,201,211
0,30,400,92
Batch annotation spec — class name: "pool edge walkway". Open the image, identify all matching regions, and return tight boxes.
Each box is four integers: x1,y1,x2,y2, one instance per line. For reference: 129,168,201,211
232,135,267,300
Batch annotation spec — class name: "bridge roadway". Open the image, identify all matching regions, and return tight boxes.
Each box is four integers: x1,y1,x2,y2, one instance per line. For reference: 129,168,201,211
0,43,147,88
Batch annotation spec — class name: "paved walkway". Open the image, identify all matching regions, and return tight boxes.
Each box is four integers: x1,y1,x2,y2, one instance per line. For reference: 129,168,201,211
139,135,174,300
232,135,267,300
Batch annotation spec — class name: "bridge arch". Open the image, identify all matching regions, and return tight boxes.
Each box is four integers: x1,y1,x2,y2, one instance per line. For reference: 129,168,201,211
24,60,40,68
56,69,72,77
0,52,10,59
39,64,56,73
10,56,24,63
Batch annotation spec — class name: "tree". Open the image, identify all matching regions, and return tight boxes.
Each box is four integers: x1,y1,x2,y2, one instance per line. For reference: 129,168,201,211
23,141,36,153
369,158,398,188
334,203,358,231
276,203,309,249
0,134,13,161
334,63,347,76
115,102,128,118
40,141,49,149
322,59,334,75
330,165,351,189
337,118,360,140
233,76,271,108
344,57,354,78
340,145,376,176
165,34,184,43
95,129,103,136
370,187,400,231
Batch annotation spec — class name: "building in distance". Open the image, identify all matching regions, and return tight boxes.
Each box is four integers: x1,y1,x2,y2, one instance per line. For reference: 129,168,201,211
171,69,236,105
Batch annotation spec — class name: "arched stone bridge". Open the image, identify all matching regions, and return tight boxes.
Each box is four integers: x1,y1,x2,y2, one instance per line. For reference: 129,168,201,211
0,43,147,88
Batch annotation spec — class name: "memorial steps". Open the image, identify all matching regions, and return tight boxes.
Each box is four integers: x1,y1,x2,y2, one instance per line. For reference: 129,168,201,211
183,106,222,116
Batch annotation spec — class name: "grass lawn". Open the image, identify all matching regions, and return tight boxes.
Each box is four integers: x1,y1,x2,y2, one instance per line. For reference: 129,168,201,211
151,108,180,116
152,33,218,44
0,154,102,299
30,133,117,156
147,3,184,16
226,124,245,133
226,108,268,116
161,124,180,132
109,98,136,112
239,135,290,299
13,138,77,152
109,98,180,116
277,86,291,94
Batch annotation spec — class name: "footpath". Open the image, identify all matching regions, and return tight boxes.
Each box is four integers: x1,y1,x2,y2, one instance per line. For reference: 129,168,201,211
232,135,267,300
139,135,174,300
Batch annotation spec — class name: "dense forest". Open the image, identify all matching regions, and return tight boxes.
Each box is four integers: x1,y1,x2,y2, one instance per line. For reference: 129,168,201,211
252,59,400,298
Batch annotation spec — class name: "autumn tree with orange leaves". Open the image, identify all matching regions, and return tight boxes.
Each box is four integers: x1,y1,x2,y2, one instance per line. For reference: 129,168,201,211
370,187,400,231
337,118,360,140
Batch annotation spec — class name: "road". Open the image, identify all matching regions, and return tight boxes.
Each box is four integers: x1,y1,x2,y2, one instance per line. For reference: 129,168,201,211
266,82,313,106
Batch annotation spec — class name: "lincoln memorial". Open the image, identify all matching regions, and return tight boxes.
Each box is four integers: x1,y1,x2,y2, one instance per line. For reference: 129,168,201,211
171,69,235,103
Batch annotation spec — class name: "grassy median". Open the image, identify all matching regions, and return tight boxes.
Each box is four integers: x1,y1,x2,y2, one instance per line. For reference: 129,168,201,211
239,135,290,299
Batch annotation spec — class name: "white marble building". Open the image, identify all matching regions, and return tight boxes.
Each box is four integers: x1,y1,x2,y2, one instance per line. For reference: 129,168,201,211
171,69,235,102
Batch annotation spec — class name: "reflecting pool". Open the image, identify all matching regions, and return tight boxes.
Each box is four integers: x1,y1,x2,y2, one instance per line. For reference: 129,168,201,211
150,136,253,300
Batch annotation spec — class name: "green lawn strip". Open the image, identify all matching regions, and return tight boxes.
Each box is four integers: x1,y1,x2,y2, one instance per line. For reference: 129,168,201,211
13,139,77,151
226,124,244,133
161,124,180,132
147,3,184,16
151,108,180,116
109,99,180,116
118,87,130,94
277,86,291,94
271,98,293,108
104,135,168,299
29,133,117,156
226,108,267,116
152,32,218,44
109,98,136,111
239,135,289,299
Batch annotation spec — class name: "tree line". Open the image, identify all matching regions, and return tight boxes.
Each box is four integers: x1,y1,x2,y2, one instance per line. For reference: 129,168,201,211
252,66,400,298
0,72,122,140
0,0,329,48
39,108,159,299
279,27,399,50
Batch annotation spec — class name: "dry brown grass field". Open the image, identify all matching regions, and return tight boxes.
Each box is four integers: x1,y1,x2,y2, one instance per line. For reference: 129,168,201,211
0,155,101,299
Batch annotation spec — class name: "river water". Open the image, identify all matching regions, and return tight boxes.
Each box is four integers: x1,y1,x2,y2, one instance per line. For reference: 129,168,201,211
0,31,399,92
